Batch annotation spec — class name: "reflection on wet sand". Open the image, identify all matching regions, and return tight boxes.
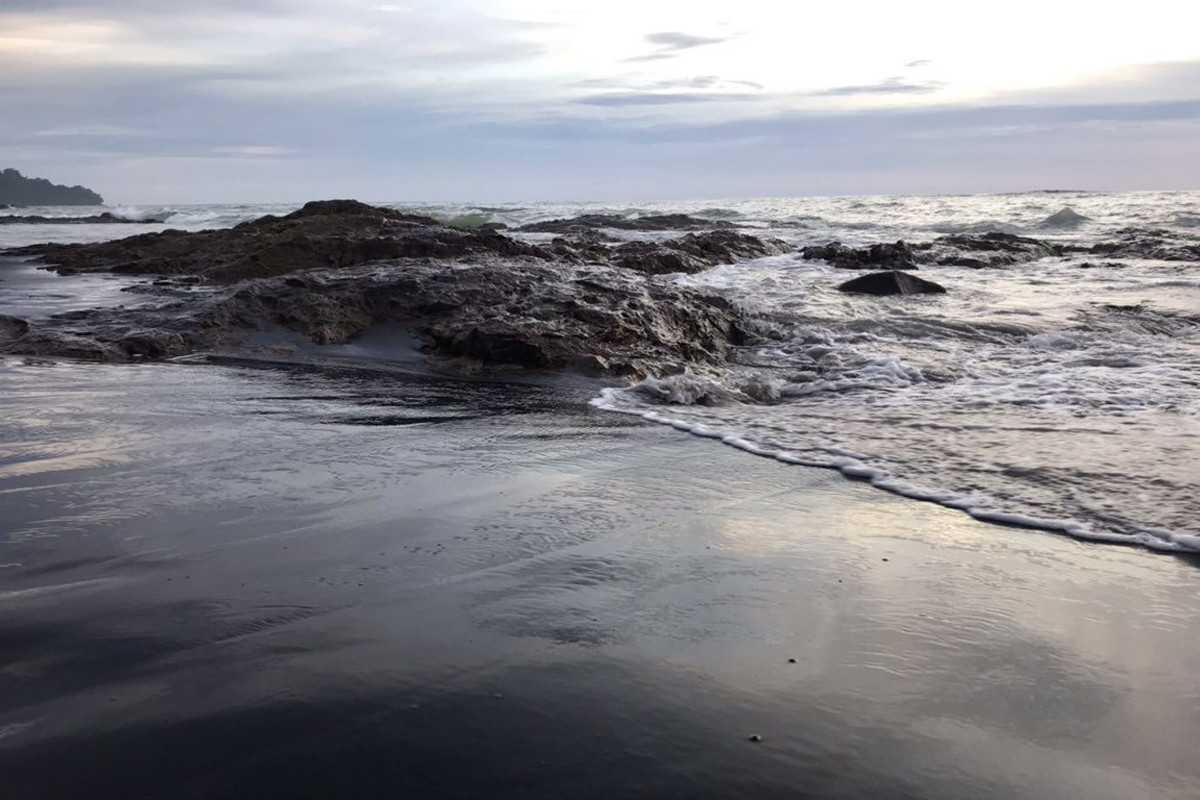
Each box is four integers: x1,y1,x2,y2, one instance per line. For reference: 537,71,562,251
1,361,1198,799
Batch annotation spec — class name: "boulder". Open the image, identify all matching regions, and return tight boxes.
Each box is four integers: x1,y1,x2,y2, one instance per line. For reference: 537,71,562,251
801,241,917,270
1037,206,1090,229
837,271,947,295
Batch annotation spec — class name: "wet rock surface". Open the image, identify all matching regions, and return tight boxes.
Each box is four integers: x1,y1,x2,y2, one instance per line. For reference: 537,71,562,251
1067,227,1200,261
614,231,789,275
837,271,947,295
1037,206,1091,229
916,232,1063,268
517,213,735,234
0,212,153,225
0,260,750,374
801,241,918,270
7,200,549,283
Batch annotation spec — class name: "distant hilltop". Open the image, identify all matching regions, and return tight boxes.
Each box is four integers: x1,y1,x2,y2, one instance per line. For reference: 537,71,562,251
0,168,104,206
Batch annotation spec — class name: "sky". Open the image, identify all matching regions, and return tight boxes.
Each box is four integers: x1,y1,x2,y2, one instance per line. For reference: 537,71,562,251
2,0,1198,203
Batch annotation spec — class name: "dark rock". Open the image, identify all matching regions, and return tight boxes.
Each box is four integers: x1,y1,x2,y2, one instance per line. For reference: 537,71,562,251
1,260,751,376
518,213,734,234
1,329,124,361
7,200,548,283
801,241,917,270
0,167,103,205
916,232,1061,267
0,315,30,343
1067,227,1200,261
615,231,788,275
838,271,947,295
1037,206,1090,229
0,212,148,225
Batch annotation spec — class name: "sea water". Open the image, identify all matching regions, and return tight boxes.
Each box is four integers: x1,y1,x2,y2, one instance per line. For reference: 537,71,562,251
3,190,1198,552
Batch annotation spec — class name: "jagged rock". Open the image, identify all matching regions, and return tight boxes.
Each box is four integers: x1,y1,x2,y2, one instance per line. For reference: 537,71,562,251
6,199,548,283
838,271,946,295
1038,206,1090,229
614,231,788,275
801,241,917,270
916,232,1061,267
544,229,786,274
0,260,752,376
1068,227,1200,261
518,213,734,234
1,329,124,361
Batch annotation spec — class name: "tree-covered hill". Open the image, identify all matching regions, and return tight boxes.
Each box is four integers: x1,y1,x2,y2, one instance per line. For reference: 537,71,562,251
0,168,104,206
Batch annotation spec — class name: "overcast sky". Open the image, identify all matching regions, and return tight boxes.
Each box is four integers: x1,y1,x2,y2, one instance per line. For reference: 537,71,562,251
2,0,1198,203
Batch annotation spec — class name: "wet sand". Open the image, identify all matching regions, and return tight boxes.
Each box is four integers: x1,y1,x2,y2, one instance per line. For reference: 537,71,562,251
1,360,1199,799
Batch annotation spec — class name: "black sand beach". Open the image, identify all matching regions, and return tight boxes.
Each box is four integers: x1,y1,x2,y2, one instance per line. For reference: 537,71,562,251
2,359,1198,799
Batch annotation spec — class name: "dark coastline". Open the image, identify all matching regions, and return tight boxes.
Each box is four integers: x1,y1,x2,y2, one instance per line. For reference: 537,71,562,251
2,359,1198,799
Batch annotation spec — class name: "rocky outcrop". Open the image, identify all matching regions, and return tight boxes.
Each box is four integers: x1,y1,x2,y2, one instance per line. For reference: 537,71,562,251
837,271,946,295
0,261,750,375
0,168,103,206
613,231,789,275
0,212,151,225
518,213,734,234
1067,228,1200,261
915,232,1062,268
801,241,917,270
0,200,790,375
8,200,548,283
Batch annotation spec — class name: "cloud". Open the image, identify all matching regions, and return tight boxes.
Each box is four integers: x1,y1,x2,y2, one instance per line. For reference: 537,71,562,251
212,145,294,157
643,32,729,51
576,92,759,107
621,29,734,62
32,124,154,138
811,77,945,97
905,59,933,68
621,53,678,64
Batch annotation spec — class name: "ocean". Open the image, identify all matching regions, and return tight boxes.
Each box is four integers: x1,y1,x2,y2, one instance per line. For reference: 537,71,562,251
5,191,1198,551
3,192,1200,798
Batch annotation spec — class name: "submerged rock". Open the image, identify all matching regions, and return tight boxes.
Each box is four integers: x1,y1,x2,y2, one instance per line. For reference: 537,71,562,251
0,315,30,343
0,212,151,225
837,271,947,295
518,213,734,234
801,241,917,270
1069,227,1200,261
1037,206,1090,229
916,232,1061,267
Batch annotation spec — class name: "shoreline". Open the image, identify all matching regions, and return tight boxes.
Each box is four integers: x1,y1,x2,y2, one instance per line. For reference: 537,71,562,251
1,359,1198,798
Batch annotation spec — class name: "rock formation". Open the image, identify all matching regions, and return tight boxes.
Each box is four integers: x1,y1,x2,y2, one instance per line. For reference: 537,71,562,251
837,271,947,295
518,213,735,234
915,232,1062,268
1,200,763,376
1037,206,1090,229
801,241,917,270
0,212,149,225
